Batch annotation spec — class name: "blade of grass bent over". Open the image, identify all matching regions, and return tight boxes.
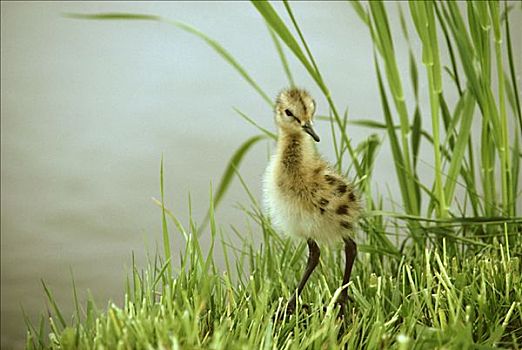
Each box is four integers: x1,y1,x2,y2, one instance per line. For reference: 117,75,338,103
65,12,274,107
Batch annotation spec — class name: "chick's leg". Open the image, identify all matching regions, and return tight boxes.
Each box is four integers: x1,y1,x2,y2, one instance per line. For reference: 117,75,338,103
287,239,320,313
338,238,357,310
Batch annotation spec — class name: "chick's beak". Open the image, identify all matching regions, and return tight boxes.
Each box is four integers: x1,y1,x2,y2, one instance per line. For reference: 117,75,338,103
302,122,320,142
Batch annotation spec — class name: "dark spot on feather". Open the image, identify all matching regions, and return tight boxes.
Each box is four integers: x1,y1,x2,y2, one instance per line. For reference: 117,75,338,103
314,166,324,175
319,198,329,206
348,191,356,201
340,221,353,230
325,175,337,185
319,207,325,215
336,205,349,215
336,184,347,195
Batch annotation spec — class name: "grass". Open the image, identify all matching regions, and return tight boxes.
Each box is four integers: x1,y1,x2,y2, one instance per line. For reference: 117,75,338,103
26,1,522,349
26,213,522,349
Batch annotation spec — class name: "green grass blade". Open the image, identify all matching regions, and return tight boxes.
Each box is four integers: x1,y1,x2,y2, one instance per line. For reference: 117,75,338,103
368,1,418,215
410,1,446,217
282,0,323,87
250,1,316,81
443,92,475,206
212,134,268,210
198,135,268,234
434,2,463,96
163,19,274,107
374,55,413,219
70,269,82,326
350,1,370,27
511,133,520,215
233,108,277,140
21,306,44,349
152,257,172,290
151,197,187,240
268,26,295,87
369,2,405,108
504,2,522,137
160,156,172,278
490,0,513,215
66,12,273,107
205,184,217,275
64,12,160,21
41,279,67,330
440,2,482,107
411,107,422,170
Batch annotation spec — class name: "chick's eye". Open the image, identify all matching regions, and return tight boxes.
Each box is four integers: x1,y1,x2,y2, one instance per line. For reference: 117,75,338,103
284,109,301,123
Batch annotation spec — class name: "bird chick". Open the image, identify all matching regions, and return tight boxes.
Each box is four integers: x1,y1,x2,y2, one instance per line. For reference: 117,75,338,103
263,87,361,313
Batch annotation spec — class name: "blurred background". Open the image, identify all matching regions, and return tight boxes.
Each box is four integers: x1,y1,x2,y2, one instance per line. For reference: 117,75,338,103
1,2,520,348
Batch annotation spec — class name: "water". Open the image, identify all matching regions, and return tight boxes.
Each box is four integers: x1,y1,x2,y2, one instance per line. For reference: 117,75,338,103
2,2,520,348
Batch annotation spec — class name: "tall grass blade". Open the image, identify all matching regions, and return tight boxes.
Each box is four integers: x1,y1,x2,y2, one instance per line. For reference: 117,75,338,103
41,280,67,330
410,1,446,217
374,56,410,215
268,26,295,87
250,1,316,82
443,92,475,206
160,156,172,278
503,2,522,136
70,269,81,326
368,1,419,216
490,1,513,216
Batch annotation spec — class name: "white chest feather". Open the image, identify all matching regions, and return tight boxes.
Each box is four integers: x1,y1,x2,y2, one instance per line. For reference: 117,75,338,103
263,156,305,234
262,155,337,242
